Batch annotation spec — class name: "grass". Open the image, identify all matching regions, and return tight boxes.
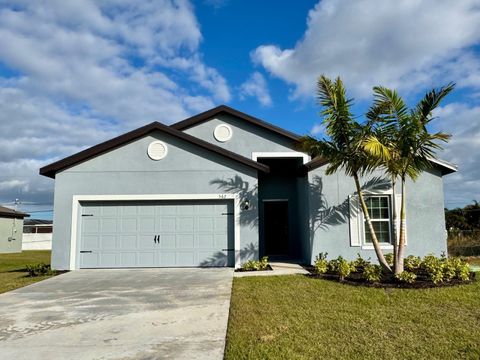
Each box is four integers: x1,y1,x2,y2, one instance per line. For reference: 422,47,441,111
0,250,53,294
225,275,480,360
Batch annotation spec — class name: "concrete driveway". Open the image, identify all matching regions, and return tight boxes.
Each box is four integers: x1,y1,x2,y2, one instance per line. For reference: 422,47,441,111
0,268,233,360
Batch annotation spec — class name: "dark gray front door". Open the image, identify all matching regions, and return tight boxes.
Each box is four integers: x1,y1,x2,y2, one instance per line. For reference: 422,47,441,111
263,200,289,255
78,200,233,268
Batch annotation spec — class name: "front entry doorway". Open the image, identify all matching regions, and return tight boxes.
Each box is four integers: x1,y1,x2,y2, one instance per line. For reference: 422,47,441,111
263,200,289,256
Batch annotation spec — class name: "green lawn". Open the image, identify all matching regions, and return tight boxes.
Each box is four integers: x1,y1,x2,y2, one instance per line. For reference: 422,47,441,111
0,250,53,294
225,275,480,360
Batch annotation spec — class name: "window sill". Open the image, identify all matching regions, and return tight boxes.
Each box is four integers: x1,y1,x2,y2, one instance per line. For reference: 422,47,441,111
361,244,394,250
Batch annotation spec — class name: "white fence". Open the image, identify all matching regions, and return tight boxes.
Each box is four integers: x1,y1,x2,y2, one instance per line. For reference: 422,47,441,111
22,233,52,250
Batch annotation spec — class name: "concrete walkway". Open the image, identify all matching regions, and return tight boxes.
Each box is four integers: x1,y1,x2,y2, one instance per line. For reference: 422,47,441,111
234,262,309,277
0,268,233,360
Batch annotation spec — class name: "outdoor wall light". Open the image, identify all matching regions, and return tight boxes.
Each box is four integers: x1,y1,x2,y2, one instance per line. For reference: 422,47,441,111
242,199,251,211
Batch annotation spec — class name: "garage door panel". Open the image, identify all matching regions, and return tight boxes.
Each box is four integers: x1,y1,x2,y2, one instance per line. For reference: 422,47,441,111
197,234,214,248
83,235,100,249
160,234,176,248
176,251,195,266
79,200,233,268
177,234,194,248
197,217,214,232
160,217,176,232
177,217,194,231
101,235,116,249
101,218,117,233
139,217,155,232
120,234,137,249
99,252,117,267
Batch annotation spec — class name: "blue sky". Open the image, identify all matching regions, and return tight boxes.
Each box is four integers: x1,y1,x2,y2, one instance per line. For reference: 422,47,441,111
0,0,479,219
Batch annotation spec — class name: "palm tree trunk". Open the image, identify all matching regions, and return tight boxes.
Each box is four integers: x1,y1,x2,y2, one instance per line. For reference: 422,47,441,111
353,173,392,272
396,176,407,273
391,177,400,274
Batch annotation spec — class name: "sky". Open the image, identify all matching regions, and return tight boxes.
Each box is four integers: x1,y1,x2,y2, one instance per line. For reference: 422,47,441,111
0,0,479,219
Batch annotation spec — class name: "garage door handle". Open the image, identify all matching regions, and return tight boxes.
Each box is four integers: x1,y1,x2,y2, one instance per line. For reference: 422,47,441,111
80,251,92,253
154,235,159,244
222,212,234,215
222,248,235,251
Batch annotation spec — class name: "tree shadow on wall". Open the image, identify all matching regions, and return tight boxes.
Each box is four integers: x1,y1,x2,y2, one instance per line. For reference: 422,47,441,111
199,243,258,267
210,175,258,228
309,175,391,246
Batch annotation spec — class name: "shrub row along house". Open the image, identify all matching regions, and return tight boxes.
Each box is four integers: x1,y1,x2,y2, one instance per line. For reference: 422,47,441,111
40,105,456,270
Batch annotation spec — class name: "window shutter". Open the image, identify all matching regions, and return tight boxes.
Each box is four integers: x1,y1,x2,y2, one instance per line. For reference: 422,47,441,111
394,194,407,245
349,195,362,246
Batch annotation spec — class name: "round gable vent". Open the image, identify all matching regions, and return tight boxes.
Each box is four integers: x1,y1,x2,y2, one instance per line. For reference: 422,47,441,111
147,141,168,160
213,124,233,142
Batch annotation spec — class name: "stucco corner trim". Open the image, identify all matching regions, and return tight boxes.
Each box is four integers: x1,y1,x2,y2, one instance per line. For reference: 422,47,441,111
69,193,241,270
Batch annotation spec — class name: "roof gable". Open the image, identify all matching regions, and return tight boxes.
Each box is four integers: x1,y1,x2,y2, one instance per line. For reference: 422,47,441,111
171,105,301,143
39,121,269,178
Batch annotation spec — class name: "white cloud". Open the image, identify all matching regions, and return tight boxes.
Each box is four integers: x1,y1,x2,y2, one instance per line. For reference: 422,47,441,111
239,72,272,106
253,0,480,99
432,103,480,207
0,0,230,212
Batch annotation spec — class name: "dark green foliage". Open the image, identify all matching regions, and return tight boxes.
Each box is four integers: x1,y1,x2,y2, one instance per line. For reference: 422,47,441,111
25,263,54,277
363,264,383,282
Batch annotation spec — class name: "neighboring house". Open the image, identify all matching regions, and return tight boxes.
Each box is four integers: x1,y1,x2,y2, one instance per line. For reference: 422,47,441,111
23,219,53,250
0,206,29,254
39,105,457,270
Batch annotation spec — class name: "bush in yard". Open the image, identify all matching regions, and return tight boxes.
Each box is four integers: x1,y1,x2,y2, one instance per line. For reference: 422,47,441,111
314,253,328,274
352,253,370,269
395,271,417,284
446,257,470,281
384,253,394,267
363,264,382,282
25,263,54,277
328,257,355,281
404,255,422,271
422,255,445,285
241,256,269,271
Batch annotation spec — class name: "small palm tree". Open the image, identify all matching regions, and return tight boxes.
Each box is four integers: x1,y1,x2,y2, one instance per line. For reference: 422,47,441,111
364,83,454,273
300,75,391,271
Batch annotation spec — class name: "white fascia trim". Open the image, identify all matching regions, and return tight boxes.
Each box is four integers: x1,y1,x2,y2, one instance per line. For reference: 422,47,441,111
251,151,310,164
69,193,241,270
428,157,458,172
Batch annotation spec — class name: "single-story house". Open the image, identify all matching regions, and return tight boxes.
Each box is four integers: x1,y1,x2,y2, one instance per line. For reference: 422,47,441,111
23,219,53,250
40,105,457,270
0,206,29,253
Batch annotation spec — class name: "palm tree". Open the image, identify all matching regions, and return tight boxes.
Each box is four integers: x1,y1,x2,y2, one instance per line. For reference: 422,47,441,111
364,83,455,273
300,75,391,271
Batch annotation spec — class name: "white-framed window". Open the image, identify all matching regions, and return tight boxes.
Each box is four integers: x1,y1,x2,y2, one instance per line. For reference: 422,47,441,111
348,191,404,248
364,195,392,244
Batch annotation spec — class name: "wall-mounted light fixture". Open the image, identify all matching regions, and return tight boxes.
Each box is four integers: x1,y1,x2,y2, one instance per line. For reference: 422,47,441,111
242,199,250,211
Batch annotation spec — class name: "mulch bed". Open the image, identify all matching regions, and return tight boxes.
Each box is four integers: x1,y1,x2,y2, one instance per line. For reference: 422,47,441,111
303,266,476,289
235,265,273,272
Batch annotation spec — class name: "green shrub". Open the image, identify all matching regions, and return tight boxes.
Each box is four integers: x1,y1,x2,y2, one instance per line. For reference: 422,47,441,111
314,253,328,274
422,255,445,285
384,253,394,266
363,264,382,282
404,255,421,271
328,257,355,281
395,271,417,284
352,253,370,269
25,263,54,277
447,257,470,281
241,256,269,271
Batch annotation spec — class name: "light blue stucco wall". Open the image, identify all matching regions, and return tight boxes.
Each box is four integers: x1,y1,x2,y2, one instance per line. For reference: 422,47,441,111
51,130,260,270
183,113,299,157
307,165,448,264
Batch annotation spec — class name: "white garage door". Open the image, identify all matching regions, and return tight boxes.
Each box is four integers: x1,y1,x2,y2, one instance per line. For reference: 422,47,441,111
78,200,234,268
